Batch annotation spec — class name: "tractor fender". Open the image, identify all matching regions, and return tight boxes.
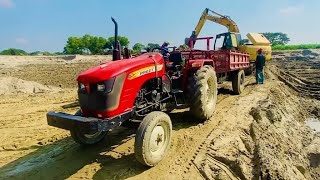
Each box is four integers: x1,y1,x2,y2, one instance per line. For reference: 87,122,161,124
187,59,215,69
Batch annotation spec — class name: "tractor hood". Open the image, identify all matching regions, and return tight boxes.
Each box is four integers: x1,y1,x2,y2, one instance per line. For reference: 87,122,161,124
77,53,164,84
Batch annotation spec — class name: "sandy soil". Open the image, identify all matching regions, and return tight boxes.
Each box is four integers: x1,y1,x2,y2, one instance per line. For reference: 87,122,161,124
0,55,111,88
0,54,319,180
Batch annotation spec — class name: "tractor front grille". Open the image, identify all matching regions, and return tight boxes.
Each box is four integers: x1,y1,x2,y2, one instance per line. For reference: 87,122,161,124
77,73,126,112
78,90,108,111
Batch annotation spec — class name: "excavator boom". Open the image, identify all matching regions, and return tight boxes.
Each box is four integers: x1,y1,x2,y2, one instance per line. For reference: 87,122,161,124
187,8,239,46
186,8,272,64
205,11,239,33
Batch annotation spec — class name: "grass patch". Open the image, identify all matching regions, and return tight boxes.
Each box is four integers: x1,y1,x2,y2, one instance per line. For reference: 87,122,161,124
273,44,320,51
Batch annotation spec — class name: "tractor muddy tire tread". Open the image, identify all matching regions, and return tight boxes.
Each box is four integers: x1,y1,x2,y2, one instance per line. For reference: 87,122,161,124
70,110,107,146
232,70,245,95
188,65,218,122
134,111,172,167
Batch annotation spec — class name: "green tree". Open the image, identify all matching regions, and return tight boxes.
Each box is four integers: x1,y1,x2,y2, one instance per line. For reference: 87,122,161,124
64,37,83,54
30,51,42,56
0,48,28,55
262,32,290,46
146,43,160,50
54,52,64,55
81,34,93,54
81,34,108,55
105,36,130,49
42,51,52,56
30,51,57,56
133,43,145,52
64,35,109,55
89,36,108,55
64,35,130,55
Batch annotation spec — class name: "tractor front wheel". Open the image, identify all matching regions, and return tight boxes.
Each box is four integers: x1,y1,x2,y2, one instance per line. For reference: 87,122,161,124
70,110,107,145
188,65,218,122
232,70,245,95
134,111,172,166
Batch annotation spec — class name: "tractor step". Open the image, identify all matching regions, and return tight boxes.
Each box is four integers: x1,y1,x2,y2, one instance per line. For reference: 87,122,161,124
172,89,186,107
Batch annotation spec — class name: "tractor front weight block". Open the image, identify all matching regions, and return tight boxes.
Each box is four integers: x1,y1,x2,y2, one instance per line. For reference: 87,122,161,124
47,111,132,132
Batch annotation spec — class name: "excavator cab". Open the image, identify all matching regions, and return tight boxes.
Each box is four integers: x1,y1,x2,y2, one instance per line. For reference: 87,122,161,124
214,32,242,50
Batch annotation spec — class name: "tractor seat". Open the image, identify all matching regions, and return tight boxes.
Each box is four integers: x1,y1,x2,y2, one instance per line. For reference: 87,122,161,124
169,52,183,66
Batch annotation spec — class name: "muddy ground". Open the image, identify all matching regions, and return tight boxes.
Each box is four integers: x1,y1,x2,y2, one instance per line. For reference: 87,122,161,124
0,53,319,180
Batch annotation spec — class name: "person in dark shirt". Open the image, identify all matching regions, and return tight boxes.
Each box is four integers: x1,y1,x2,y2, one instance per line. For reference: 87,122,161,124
161,41,170,58
255,48,266,84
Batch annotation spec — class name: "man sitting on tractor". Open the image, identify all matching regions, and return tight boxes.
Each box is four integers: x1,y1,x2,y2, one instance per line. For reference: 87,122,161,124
161,41,170,59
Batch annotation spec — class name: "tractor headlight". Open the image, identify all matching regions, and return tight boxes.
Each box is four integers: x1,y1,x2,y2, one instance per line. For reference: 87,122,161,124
97,77,115,93
97,83,106,92
79,83,85,90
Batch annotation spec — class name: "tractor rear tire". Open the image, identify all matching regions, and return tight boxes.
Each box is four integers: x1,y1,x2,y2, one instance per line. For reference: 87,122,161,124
134,111,172,167
232,70,245,95
188,65,218,122
70,110,107,145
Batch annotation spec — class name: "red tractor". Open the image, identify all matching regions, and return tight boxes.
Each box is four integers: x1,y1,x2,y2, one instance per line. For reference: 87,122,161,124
47,18,249,167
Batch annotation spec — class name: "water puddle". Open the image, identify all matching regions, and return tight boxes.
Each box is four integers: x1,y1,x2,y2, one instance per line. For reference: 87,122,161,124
306,118,320,133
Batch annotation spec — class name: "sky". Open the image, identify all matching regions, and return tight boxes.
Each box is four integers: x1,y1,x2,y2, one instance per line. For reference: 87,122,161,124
0,0,319,52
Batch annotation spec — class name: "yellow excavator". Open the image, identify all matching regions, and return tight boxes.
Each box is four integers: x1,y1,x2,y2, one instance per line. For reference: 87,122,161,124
186,8,272,73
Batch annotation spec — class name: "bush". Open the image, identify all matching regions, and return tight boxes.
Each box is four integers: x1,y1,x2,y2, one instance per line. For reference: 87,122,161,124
29,51,64,56
0,48,28,55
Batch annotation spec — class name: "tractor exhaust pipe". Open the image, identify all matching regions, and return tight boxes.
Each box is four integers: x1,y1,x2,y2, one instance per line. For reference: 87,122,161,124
111,17,121,61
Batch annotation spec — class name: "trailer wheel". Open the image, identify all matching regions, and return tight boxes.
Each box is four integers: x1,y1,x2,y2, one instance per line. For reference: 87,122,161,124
188,65,218,122
232,70,245,95
70,110,107,145
135,111,172,166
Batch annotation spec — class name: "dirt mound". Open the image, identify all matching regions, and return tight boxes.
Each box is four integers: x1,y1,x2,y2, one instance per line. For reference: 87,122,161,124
0,77,61,95
249,86,314,179
192,79,320,179
0,55,111,88
0,55,111,69
2,62,99,88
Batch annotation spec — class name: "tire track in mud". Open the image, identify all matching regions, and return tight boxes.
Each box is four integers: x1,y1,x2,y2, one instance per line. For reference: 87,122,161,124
278,72,320,99
174,75,274,180
184,85,258,179
270,64,320,100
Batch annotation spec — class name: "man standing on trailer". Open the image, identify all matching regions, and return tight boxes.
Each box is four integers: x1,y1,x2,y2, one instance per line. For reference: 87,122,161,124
256,48,266,84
